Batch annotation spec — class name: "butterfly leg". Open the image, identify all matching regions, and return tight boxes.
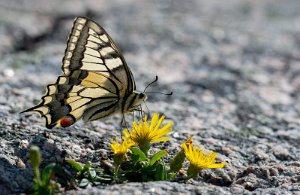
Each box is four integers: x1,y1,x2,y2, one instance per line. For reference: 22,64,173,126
120,113,129,130
133,105,146,120
139,105,145,118
132,110,136,122
133,106,143,120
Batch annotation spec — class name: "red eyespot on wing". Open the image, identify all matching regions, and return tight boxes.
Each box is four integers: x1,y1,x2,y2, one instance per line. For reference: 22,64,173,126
60,116,75,128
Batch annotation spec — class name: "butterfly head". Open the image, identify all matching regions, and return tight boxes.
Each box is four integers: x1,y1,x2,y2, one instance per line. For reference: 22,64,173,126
138,93,147,101
125,92,147,112
133,92,147,107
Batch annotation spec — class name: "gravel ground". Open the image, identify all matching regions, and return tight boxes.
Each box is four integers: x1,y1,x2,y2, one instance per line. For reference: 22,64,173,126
0,0,300,194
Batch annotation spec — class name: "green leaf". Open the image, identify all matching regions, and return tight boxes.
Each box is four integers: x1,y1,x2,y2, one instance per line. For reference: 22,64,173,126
83,162,91,171
52,165,72,185
167,172,176,180
96,175,113,182
67,159,83,172
41,163,56,184
131,147,147,161
169,150,185,173
79,178,90,188
88,168,96,178
31,184,39,191
154,163,166,181
149,150,167,166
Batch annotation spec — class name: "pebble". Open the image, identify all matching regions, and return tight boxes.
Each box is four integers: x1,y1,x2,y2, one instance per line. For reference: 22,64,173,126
19,140,29,149
2,69,15,77
272,145,290,160
258,86,292,105
16,159,26,169
254,149,269,160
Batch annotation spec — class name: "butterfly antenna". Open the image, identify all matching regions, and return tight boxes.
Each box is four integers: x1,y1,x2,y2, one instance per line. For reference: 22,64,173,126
146,91,173,96
143,76,173,96
143,75,158,93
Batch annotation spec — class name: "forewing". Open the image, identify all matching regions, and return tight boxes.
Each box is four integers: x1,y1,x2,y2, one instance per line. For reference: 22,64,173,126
62,16,135,94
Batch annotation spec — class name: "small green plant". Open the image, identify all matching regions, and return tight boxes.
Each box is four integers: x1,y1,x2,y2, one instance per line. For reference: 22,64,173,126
108,113,227,182
122,147,169,181
28,146,59,195
110,113,173,181
67,160,112,187
181,138,227,179
67,113,227,186
30,113,227,193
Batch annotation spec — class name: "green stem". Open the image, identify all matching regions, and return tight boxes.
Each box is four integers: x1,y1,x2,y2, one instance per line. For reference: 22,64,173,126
140,143,150,157
114,165,120,181
34,167,42,185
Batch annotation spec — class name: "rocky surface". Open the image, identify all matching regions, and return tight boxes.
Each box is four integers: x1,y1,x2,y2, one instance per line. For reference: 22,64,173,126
0,0,300,194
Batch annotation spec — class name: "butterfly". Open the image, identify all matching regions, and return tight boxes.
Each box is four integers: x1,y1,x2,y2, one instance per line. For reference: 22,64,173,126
22,16,147,129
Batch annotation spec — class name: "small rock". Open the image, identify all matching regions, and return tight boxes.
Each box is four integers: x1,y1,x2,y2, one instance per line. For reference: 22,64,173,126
86,143,94,150
19,140,29,149
70,144,82,155
246,166,256,174
272,145,290,160
244,181,255,191
254,149,269,160
2,68,15,77
43,132,52,138
222,146,234,155
16,159,26,169
230,184,244,193
47,139,55,145
99,149,108,159
172,132,180,138
205,138,217,145
258,86,292,105
269,168,279,176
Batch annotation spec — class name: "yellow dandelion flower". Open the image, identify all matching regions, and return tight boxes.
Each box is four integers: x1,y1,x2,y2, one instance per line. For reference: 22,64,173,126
182,139,226,178
110,138,133,155
123,113,173,153
110,138,134,167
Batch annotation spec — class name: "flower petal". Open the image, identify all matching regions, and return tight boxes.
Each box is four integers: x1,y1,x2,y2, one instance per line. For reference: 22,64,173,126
206,163,227,168
150,137,170,143
122,113,172,148
149,114,158,130
154,115,165,132
156,122,173,135
181,138,227,171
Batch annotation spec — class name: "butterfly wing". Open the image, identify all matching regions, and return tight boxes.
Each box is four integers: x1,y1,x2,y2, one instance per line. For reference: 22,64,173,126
63,17,136,92
22,17,136,128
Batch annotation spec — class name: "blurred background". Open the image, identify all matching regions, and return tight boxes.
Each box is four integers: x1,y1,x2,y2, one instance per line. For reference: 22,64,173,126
1,0,300,128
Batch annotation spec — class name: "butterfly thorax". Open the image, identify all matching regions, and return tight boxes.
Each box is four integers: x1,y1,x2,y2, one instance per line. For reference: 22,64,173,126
122,91,147,113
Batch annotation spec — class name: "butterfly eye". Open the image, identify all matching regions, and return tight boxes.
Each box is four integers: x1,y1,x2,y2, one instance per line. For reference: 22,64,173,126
139,93,146,99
